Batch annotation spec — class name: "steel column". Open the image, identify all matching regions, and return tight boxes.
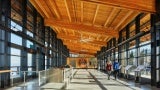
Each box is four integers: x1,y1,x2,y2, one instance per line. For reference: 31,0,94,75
0,0,11,88
20,0,27,76
135,15,140,66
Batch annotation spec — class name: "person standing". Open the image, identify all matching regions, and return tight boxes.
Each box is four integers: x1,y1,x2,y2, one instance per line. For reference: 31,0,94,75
113,60,119,80
106,60,112,80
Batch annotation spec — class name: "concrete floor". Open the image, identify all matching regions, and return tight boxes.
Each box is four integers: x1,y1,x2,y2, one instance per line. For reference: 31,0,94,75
3,69,160,90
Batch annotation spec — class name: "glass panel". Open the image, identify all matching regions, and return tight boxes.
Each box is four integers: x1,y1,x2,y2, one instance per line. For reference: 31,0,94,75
0,41,5,53
140,14,151,32
1,15,5,25
11,0,23,24
121,44,126,51
129,22,136,36
27,31,33,37
121,51,126,59
10,67,20,77
121,59,127,73
11,33,22,45
139,44,151,56
140,56,151,79
11,21,22,31
115,52,118,59
128,48,136,58
0,29,5,40
45,42,48,47
128,58,137,65
27,40,33,48
28,53,32,67
28,53,33,75
11,48,21,56
140,33,151,45
10,56,20,66
0,55,5,64
122,31,126,41
129,40,136,48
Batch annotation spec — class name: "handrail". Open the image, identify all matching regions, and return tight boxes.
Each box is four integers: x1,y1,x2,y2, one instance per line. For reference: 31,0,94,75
0,70,11,73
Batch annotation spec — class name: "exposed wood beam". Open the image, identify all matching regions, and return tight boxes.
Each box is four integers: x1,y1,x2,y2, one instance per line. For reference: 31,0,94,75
68,47,97,52
115,11,133,30
89,40,106,46
118,12,140,31
32,0,51,18
70,49,96,54
81,1,83,22
64,0,72,22
57,34,106,46
82,0,156,13
45,18,119,37
42,0,54,17
63,41,100,50
62,38,105,46
72,0,76,21
67,45,98,52
50,26,60,33
104,8,116,27
93,4,100,24
29,0,46,18
45,0,61,19
70,50,95,55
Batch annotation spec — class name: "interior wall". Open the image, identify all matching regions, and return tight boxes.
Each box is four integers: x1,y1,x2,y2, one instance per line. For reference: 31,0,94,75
67,57,97,68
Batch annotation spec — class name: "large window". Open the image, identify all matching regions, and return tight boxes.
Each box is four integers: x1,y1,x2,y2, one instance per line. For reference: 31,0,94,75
11,33,22,45
10,48,21,77
138,44,151,78
128,48,137,66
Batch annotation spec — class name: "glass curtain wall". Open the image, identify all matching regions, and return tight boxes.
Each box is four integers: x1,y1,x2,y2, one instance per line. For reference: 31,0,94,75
97,13,151,79
7,0,69,78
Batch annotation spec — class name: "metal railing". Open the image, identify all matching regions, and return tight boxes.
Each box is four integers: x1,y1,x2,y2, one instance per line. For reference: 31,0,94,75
1,67,75,89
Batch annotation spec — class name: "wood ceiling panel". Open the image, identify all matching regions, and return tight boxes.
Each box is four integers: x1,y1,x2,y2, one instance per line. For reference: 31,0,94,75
104,8,121,27
114,10,134,30
30,0,154,55
54,0,70,21
67,43,101,51
45,0,61,19
82,0,156,13
83,2,97,24
93,5,112,26
45,18,119,37
29,0,47,18
63,41,100,50
119,12,140,31
109,9,129,28
58,35,106,46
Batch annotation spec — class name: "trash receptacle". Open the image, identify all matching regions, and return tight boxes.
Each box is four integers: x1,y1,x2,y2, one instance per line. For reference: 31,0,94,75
157,81,160,88
134,71,141,83
135,76,139,83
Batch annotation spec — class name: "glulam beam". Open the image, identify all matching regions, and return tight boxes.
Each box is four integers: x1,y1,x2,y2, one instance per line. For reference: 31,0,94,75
45,18,119,37
83,0,156,13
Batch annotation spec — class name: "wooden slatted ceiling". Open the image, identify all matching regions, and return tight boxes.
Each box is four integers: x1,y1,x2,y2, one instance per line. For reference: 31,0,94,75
29,0,155,56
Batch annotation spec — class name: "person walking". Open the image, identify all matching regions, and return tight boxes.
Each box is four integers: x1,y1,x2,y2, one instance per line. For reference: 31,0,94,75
106,60,112,80
113,60,119,80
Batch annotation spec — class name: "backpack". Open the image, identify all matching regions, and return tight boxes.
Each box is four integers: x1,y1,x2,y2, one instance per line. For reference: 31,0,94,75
114,62,119,70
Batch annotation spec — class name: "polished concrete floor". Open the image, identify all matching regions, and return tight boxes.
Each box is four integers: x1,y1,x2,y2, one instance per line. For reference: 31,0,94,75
3,69,160,90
